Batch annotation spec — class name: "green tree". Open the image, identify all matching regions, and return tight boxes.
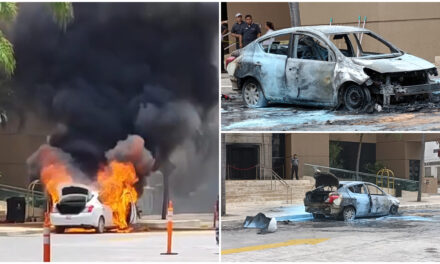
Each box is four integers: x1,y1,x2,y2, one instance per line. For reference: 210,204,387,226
329,141,343,169
0,2,74,77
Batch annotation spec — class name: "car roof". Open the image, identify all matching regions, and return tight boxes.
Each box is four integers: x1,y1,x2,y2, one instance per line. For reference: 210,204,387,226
268,25,370,37
339,181,368,186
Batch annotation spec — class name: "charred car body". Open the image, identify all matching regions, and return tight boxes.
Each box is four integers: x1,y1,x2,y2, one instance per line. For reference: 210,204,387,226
304,172,399,221
226,25,440,110
50,185,136,233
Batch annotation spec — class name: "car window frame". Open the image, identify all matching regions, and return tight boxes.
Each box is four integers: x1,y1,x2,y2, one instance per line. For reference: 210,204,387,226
257,32,294,58
348,183,368,195
292,32,336,62
365,183,385,196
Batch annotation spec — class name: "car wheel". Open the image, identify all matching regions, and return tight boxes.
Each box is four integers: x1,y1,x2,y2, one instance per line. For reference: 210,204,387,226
96,216,105,233
342,206,356,221
242,79,268,108
312,213,325,219
344,84,371,111
390,205,399,215
54,226,65,234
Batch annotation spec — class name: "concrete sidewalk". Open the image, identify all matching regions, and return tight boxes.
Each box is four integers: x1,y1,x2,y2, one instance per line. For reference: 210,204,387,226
0,213,215,235
222,193,440,224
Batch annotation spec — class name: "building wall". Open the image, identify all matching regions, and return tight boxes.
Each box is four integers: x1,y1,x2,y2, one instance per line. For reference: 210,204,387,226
286,133,329,179
225,2,440,62
224,133,272,179
0,111,54,188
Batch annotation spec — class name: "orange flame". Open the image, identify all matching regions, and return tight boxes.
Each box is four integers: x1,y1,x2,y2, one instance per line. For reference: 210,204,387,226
97,161,139,230
40,163,73,204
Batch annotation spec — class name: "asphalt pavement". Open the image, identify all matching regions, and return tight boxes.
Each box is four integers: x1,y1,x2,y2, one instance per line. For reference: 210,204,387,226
0,230,218,261
221,208,440,262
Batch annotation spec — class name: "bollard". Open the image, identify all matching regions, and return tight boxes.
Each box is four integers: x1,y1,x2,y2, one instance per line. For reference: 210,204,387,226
43,212,51,262
161,201,178,255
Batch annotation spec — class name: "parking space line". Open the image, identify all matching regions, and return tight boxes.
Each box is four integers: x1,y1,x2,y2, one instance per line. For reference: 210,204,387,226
221,238,329,255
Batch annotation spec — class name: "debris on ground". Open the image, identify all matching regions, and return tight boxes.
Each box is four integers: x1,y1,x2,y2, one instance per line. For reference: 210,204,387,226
243,213,277,234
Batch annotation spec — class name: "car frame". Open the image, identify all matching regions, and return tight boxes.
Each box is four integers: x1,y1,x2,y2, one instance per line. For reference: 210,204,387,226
226,25,440,110
50,185,136,233
304,172,400,221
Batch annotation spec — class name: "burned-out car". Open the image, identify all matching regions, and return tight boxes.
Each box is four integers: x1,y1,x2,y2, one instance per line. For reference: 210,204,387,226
226,25,440,110
304,172,400,221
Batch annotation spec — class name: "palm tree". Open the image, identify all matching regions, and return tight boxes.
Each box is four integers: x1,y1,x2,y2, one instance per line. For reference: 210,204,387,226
0,2,74,77
417,133,425,202
355,133,364,181
0,3,73,128
288,2,301,27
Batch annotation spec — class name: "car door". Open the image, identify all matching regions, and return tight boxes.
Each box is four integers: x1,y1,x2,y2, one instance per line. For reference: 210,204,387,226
100,201,114,227
347,184,370,217
253,33,293,102
365,183,391,216
286,33,337,105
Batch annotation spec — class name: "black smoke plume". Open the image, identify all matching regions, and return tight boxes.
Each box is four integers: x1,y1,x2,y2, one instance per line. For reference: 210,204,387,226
12,2,218,203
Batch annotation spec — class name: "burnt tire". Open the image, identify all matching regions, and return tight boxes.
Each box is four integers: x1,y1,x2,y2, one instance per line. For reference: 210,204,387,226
95,216,105,233
54,226,65,234
312,213,325,219
342,206,356,221
343,84,371,111
390,205,399,215
242,79,268,108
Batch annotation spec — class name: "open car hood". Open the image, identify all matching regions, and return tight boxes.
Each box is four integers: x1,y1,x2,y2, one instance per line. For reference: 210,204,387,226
352,53,435,73
314,171,339,188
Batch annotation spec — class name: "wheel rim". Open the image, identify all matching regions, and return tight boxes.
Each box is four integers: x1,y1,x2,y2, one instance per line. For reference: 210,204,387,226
345,86,365,110
243,83,260,106
344,208,355,221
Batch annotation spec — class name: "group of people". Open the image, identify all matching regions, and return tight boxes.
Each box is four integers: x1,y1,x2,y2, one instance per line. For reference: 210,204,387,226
221,13,276,72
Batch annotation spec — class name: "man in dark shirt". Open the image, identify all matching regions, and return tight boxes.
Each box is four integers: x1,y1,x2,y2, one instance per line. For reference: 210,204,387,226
231,13,245,50
242,14,261,47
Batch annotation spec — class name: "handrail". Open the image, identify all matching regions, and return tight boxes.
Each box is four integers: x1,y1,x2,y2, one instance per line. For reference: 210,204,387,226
304,163,418,184
0,183,44,196
271,170,292,204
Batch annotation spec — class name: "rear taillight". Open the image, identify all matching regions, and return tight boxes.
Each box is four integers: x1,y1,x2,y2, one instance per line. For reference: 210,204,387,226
225,56,236,68
85,205,94,213
327,193,340,204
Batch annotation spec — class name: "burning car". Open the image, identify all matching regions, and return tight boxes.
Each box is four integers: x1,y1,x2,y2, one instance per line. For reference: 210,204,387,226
50,185,137,233
226,25,440,110
304,172,400,221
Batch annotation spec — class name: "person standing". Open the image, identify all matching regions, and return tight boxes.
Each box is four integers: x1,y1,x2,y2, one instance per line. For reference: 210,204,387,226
221,21,228,73
291,154,299,180
241,14,261,48
262,21,275,47
231,13,245,50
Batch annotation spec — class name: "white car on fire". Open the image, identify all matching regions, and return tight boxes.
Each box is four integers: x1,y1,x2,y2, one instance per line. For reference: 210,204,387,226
50,185,136,233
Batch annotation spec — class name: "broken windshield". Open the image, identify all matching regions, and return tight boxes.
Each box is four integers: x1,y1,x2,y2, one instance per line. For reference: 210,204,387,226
329,32,401,58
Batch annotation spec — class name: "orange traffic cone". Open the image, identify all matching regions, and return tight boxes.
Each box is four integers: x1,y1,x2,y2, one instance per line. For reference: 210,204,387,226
161,201,178,255
43,212,51,262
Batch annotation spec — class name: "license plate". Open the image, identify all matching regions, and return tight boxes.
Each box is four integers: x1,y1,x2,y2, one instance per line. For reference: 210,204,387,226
65,215,72,220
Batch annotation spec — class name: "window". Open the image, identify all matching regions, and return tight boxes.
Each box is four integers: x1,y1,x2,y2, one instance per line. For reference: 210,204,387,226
359,33,396,56
329,32,400,58
329,34,359,58
425,167,432,177
366,184,384,195
409,160,420,181
295,34,330,61
260,33,291,56
348,184,368,194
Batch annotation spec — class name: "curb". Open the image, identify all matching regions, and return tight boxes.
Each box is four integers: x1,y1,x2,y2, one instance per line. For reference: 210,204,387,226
400,203,440,210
